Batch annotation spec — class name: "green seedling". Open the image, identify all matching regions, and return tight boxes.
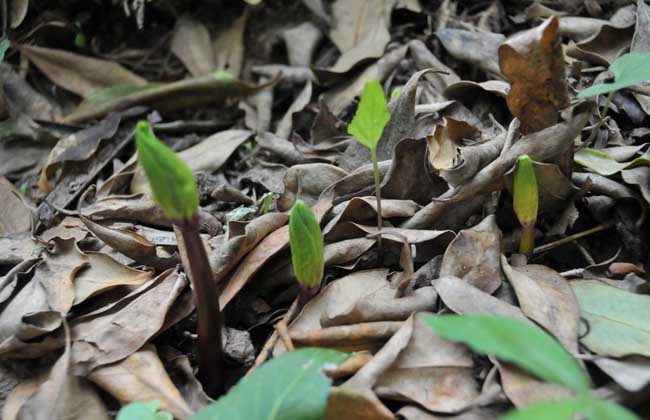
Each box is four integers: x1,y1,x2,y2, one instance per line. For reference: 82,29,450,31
135,121,224,396
289,200,324,306
579,52,650,126
348,80,391,248
0,39,10,63
513,155,538,257
423,315,638,420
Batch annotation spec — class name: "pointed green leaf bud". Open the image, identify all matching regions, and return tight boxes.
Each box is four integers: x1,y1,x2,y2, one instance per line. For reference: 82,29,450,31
289,200,324,288
135,120,199,220
513,155,539,227
347,80,390,150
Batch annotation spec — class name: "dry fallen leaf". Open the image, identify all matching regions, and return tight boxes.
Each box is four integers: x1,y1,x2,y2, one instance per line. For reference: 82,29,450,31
498,16,569,133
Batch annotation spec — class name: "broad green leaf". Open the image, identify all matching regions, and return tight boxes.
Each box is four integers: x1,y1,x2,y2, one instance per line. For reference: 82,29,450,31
117,401,173,420
579,52,650,98
135,120,199,220
502,397,638,420
575,148,649,176
513,155,538,226
0,39,9,63
422,315,590,393
191,348,348,420
289,200,325,287
572,281,650,357
347,80,390,150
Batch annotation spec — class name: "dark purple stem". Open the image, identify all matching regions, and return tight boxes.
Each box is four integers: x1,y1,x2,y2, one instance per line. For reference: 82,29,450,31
177,216,224,397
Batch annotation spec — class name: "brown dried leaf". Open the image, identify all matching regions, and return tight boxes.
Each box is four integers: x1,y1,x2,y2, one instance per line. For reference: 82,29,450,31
325,387,394,420
171,16,216,77
213,8,248,78
373,314,478,413
15,331,109,420
19,45,146,98
502,258,580,352
440,216,504,294
0,177,32,235
427,118,480,171
498,17,569,133
89,345,194,419
70,268,187,374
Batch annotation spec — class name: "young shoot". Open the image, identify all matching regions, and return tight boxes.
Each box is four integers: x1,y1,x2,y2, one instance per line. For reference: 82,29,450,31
579,52,650,126
513,155,538,257
135,121,224,397
289,200,324,307
347,80,391,248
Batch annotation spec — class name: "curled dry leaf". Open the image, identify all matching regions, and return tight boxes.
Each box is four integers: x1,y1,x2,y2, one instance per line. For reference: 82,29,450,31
89,344,194,419
436,29,505,77
13,328,109,420
439,216,504,294
171,16,216,77
373,314,479,413
19,45,147,98
70,268,187,374
501,258,579,352
0,177,32,235
278,163,347,211
427,117,480,171
325,387,394,420
64,74,276,124
499,17,569,133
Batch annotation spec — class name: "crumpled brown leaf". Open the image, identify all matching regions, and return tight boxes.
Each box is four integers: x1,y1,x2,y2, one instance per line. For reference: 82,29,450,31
439,215,504,294
498,17,569,133
89,344,195,419
70,268,187,374
19,45,147,98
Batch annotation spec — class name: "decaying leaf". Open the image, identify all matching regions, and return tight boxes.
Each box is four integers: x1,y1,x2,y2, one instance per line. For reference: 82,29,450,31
498,17,569,133
19,45,147,98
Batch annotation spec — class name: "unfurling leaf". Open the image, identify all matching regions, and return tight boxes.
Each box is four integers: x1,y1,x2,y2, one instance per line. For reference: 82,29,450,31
579,52,650,98
513,155,539,227
347,80,390,150
289,200,325,288
135,121,199,220
422,315,590,393
0,39,10,63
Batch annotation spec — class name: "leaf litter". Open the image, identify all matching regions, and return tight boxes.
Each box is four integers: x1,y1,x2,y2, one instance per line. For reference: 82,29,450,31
1,1,650,419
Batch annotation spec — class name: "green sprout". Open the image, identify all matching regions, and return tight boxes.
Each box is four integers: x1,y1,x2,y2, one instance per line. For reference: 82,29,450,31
513,155,538,258
289,200,324,306
0,39,10,63
135,121,224,396
578,53,650,127
347,80,391,248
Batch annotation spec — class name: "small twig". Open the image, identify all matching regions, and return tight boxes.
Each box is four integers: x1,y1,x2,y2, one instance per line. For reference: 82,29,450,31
533,223,612,255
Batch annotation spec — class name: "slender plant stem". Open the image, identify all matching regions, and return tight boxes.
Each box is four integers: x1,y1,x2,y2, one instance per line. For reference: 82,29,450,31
519,224,535,257
177,216,224,397
533,223,612,255
370,147,383,250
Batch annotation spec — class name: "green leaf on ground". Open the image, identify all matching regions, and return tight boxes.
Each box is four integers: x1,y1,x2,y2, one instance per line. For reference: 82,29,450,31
572,281,650,357
0,39,9,63
117,401,173,420
579,52,650,98
422,315,590,393
290,200,325,288
502,396,638,420
192,348,348,420
347,80,390,150
135,120,199,220
574,148,649,176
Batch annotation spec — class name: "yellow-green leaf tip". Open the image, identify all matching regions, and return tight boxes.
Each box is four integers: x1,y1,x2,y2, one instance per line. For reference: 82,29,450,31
289,200,324,288
135,120,199,220
513,154,538,226
347,80,390,150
